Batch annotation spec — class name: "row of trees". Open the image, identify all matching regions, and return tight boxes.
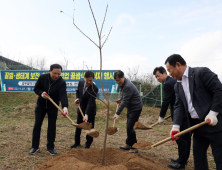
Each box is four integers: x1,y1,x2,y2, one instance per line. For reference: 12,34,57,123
127,66,158,95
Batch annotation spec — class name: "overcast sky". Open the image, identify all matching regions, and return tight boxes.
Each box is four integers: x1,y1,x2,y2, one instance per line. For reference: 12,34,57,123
0,0,222,80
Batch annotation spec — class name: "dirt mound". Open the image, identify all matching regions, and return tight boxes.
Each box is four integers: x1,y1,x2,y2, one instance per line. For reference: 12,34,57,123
37,148,171,170
133,122,152,130
133,140,153,150
76,122,92,130
107,127,118,135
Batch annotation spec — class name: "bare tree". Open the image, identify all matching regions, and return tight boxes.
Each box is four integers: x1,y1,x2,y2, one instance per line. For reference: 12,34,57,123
61,0,112,165
59,49,69,70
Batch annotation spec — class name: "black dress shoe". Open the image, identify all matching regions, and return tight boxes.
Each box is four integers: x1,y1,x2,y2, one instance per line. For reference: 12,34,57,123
70,143,81,148
85,144,91,149
171,158,179,163
47,149,57,155
29,148,39,155
168,162,185,169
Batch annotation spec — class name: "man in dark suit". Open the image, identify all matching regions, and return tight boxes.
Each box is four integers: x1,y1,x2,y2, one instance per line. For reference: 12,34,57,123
113,70,143,153
29,64,68,155
166,54,222,170
70,71,98,149
153,66,191,169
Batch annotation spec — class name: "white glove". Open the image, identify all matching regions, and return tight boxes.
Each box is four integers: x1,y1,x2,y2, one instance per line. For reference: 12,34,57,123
41,92,48,99
158,116,165,124
205,113,218,126
61,107,68,117
84,114,88,122
113,114,119,120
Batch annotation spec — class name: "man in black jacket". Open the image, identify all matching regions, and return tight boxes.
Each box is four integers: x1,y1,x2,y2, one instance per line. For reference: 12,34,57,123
70,71,98,149
29,64,68,155
166,54,222,170
113,70,143,154
153,66,191,169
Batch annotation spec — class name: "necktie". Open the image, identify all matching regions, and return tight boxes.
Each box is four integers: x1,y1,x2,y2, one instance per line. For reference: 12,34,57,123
83,84,87,95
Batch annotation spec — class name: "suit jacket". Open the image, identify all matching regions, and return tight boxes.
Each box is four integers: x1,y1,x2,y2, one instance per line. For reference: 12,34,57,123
76,80,98,117
116,78,143,115
159,76,176,119
174,67,222,133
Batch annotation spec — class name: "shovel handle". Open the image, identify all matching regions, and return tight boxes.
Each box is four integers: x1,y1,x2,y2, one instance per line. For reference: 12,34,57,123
78,105,85,119
113,104,119,127
150,115,171,128
151,119,210,148
47,96,77,125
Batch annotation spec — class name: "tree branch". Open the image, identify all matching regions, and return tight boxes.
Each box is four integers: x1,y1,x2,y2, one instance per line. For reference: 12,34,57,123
102,27,112,48
88,0,100,39
100,4,108,38
72,20,99,48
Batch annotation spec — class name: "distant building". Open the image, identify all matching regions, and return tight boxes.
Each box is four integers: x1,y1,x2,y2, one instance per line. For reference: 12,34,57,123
0,55,37,70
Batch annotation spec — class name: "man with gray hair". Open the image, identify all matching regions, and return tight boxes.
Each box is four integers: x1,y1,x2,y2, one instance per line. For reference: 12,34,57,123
113,70,143,153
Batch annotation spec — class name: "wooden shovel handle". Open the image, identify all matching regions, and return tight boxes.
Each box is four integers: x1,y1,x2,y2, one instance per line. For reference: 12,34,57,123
150,115,171,128
78,105,85,118
113,104,119,127
151,119,210,148
47,96,77,125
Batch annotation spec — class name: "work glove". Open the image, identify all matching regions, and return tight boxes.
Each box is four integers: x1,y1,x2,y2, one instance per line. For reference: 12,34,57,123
115,99,121,104
170,127,180,141
113,114,119,120
205,113,218,126
74,99,79,105
84,114,88,122
61,107,68,117
41,92,48,99
158,116,165,124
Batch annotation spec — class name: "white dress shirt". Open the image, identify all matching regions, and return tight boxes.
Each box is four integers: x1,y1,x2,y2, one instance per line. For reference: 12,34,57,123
173,66,218,129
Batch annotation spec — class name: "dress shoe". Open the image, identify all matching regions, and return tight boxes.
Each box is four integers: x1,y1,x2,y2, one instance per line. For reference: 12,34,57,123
128,148,139,153
120,144,131,150
47,149,57,155
29,148,39,155
70,143,81,148
167,162,185,169
85,144,91,149
171,158,179,163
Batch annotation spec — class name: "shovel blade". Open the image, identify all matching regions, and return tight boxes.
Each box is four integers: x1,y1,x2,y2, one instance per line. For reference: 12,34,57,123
133,122,153,130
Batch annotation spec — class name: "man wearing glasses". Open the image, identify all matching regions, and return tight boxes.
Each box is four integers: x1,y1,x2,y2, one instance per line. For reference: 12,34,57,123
29,64,68,155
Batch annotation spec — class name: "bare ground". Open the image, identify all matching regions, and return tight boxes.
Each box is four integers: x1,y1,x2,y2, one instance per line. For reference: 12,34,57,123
0,92,216,169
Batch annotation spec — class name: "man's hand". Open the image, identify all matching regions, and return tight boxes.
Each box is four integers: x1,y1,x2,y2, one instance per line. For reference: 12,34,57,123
84,114,88,122
158,116,165,124
74,99,79,105
113,114,119,120
41,92,49,99
205,113,218,126
61,107,68,117
170,127,180,141
115,99,121,104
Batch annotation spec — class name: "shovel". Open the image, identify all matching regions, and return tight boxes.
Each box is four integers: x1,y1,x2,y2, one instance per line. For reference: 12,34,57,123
77,105,99,138
134,115,171,130
107,104,119,135
45,95,79,128
133,119,210,150
149,115,171,128
46,94,92,131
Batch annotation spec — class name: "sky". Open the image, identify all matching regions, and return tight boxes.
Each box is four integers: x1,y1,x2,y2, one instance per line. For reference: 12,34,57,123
0,0,222,80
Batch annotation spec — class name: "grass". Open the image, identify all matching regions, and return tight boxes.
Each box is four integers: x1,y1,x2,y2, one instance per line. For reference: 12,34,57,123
0,92,216,169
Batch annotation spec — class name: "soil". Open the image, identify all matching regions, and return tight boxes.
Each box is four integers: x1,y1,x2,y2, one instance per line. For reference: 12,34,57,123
133,140,153,150
77,122,92,130
107,127,118,135
88,131,100,138
37,148,172,170
133,122,152,130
